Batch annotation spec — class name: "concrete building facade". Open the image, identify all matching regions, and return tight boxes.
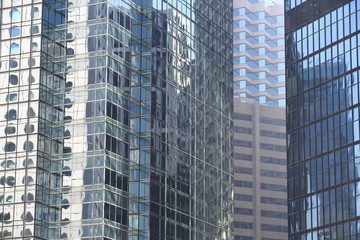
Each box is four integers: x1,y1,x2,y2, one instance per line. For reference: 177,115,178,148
233,102,287,240
233,0,287,239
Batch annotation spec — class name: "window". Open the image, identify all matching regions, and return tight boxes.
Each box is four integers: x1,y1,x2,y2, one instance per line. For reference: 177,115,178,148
4,142,16,152
234,113,252,121
235,235,253,240
32,43,38,51
6,93,17,102
10,59,18,68
28,58,36,67
234,180,252,188
266,16,277,24
2,160,15,169
261,196,287,205
234,208,253,215
24,124,34,133
32,26,39,34
234,221,253,229
234,166,252,174
9,27,20,37
5,109,17,120
9,75,18,85
234,194,253,201
260,169,287,179
234,153,252,161
5,126,16,135
234,140,252,147
10,43,20,54
260,130,286,139
23,159,34,167
234,44,246,52
24,193,35,202
23,212,34,222
23,141,34,151
10,9,21,21
260,183,287,192
23,176,34,185
261,210,287,219
27,108,36,117
234,127,252,134
29,75,35,83
233,8,246,16
33,7,40,18
260,143,286,152
261,224,287,233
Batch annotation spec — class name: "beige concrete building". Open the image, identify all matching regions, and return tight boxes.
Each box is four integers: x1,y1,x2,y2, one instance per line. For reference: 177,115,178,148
233,0,287,239
233,101,287,240
233,0,285,107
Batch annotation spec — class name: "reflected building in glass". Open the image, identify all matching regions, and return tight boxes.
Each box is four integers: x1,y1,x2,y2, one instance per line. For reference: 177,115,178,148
233,0,287,239
0,0,233,239
286,0,360,239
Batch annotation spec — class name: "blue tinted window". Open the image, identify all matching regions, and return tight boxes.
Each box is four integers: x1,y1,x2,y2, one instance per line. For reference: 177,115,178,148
9,27,20,37
10,9,20,21
10,43,19,54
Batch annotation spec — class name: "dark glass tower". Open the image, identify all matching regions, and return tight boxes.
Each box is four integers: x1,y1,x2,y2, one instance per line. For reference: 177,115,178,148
233,1,288,239
0,0,233,239
286,0,360,239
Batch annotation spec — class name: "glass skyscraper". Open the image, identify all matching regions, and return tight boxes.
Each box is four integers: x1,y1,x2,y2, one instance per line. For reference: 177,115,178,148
0,0,233,239
287,0,360,239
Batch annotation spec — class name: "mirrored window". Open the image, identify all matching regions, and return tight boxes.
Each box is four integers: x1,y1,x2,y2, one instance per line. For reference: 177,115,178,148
10,9,21,21
10,43,20,54
9,27,20,37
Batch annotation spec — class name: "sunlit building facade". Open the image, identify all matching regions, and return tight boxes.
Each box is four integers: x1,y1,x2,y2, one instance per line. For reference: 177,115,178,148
0,0,233,239
233,0,287,240
233,0,285,107
287,0,360,239
233,102,287,240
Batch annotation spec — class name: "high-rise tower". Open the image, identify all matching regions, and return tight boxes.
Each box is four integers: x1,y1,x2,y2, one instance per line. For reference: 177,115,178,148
233,0,287,239
234,0,285,107
0,0,233,239
286,0,360,239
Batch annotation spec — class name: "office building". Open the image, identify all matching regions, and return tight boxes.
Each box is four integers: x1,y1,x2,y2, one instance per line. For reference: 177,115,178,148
286,0,360,239
233,0,287,239
0,0,233,239
233,0,285,107
233,102,287,240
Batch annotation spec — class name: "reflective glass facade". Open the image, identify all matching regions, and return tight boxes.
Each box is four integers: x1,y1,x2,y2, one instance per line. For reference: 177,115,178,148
285,0,308,12
0,0,233,239
286,0,360,239
233,0,285,107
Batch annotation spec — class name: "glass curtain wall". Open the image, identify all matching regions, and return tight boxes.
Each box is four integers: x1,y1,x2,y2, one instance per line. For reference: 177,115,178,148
287,0,360,239
0,0,233,239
